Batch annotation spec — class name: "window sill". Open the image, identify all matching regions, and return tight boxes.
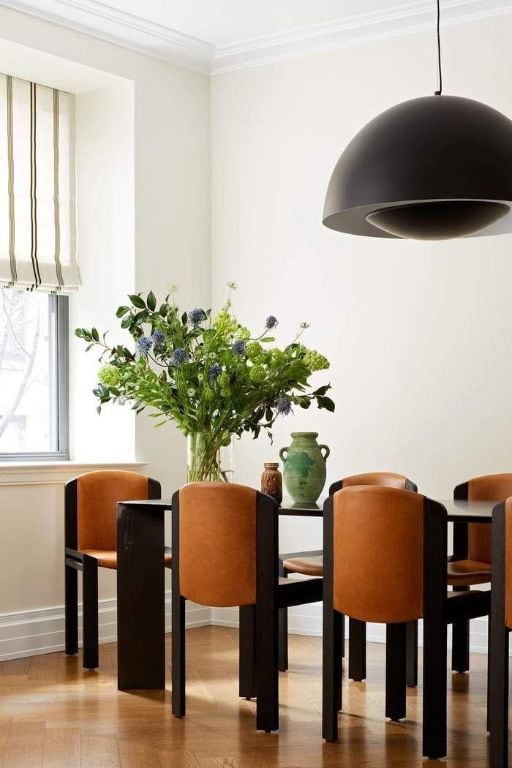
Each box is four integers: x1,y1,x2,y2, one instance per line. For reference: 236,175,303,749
0,460,148,487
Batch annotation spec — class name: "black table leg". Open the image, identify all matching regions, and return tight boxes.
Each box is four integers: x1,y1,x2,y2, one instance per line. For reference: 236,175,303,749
117,502,165,690
82,554,98,670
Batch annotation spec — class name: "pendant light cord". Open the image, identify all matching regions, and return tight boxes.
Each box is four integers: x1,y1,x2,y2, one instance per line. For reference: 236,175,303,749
435,0,443,95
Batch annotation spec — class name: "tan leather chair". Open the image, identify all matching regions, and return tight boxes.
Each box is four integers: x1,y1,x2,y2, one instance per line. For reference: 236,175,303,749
171,482,323,732
65,470,168,668
322,485,490,760
489,497,512,768
281,472,418,683
450,474,512,673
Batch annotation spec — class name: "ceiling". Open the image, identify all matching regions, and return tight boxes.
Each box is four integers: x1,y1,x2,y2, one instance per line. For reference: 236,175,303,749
1,0,511,74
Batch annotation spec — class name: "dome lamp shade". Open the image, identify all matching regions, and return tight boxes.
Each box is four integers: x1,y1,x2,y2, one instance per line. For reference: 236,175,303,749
322,94,512,240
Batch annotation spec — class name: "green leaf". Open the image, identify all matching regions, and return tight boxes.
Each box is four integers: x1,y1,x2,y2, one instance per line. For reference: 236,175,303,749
317,395,335,412
116,306,130,318
129,294,146,309
313,384,331,396
147,291,156,311
181,312,188,325
121,315,132,329
91,328,99,342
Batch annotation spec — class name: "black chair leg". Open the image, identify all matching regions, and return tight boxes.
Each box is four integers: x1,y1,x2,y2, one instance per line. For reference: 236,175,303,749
323,608,342,741
278,607,288,672
349,618,366,681
82,555,98,669
422,617,447,759
65,563,78,655
452,617,470,673
278,564,288,672
239,605,256,699
489,624,509,766
172,594,186,717
386,623,407,721
335,613,344,712
255,601,279,732
452,587,470,673
406,620,418,687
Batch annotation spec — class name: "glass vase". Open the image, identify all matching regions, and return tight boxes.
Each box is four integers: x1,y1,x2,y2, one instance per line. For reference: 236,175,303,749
187,432,234,482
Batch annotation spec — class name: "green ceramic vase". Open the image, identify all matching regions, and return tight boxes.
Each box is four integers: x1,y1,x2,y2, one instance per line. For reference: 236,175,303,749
279,432,330,504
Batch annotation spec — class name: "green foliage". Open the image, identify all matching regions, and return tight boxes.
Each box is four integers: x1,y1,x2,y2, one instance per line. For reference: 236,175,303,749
75,287,335,443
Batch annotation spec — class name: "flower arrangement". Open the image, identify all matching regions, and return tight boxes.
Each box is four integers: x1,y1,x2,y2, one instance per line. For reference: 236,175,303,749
75,284,334,481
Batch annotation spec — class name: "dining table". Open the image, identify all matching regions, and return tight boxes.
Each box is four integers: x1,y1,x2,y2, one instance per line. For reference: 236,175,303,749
115,496,496,691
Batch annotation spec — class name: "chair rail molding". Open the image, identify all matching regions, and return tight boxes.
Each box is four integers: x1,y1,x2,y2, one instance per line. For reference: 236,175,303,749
1,0,510,75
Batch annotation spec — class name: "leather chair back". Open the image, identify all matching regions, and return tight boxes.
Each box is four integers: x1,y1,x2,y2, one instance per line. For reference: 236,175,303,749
177,482,257,607
331,486,425,623
73,470,155,551
456,474,512,564
330,471,417,495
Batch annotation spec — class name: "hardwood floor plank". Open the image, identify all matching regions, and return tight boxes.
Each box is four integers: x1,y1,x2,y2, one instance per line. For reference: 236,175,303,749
2,721,44,768
0,719,12,767
80,734,120,768
42,727,80,768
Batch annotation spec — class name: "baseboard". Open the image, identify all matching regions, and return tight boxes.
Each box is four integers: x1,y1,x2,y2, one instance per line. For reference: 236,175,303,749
0,599,492,662
0,594,211,661
211,605,492,654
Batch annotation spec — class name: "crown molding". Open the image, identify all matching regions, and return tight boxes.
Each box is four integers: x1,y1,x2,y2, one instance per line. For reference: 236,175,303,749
0,0,511,76
211,0,512,75
0,0,215,73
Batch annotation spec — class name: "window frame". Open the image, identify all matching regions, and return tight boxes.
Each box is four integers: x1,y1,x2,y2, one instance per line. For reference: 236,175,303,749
0,293,69,462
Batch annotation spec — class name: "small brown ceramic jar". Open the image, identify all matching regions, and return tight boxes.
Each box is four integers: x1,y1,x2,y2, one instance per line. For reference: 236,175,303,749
261,462,283,504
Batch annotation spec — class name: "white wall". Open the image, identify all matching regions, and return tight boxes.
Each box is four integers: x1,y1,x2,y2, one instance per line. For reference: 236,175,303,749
210,15,512,643
0,5,211,658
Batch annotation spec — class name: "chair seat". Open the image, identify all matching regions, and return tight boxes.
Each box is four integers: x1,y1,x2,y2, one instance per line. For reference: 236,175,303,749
81,548,172,570
284,553,492,587
447,559,491,586
283,555,324,577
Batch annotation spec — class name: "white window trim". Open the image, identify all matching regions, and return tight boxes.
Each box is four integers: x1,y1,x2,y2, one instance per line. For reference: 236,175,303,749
0,460,147,486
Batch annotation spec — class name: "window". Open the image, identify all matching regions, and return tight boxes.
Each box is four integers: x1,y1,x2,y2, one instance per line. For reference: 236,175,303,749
0,288,68,459
0,73,79,461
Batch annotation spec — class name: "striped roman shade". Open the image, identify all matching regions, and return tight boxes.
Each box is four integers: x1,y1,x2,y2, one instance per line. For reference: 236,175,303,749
0,74,79,293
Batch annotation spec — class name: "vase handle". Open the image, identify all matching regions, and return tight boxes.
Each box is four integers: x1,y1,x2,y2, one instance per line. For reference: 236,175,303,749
279,447,289,462
319,445,330,461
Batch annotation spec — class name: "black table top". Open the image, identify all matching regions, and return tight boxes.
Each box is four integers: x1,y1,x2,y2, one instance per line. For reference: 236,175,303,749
118,497,497,523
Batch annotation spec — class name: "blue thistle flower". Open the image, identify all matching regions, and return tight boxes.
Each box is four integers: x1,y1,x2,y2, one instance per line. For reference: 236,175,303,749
209,363,222,381
231,340,246,356
265,315,278,329
276,397,293,416
151,331,165,347
136,336,152,357
188,308,207,327
171,348,189,366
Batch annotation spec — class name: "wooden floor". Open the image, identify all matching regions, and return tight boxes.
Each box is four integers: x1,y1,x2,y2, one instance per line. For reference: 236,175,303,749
0,627,493,767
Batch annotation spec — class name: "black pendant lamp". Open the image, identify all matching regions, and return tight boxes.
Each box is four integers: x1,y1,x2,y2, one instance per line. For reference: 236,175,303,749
323,0,512,240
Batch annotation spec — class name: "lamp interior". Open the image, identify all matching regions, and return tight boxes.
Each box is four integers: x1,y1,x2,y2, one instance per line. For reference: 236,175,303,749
365,200,509,240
